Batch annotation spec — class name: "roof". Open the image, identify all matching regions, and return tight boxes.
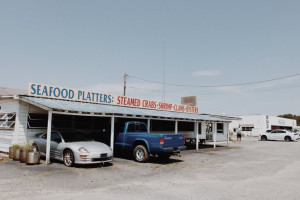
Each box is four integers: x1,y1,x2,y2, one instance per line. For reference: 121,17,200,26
20,96,230,122
200,113,241,121
0,87,26,97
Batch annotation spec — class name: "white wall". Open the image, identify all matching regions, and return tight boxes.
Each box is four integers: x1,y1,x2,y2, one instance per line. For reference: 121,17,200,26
0,98,47,152
268,116,296,128
229,115,297,137
0,98,18,152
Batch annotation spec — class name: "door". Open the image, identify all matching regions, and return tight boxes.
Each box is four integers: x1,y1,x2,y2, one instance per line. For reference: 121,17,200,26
277,130,286,141
39,133,48,153
269,130,278,140
50,132,62,159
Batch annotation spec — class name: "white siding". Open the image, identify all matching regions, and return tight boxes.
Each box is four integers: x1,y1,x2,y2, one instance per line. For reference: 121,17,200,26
0,99,18,152
13,101,29,145
229,115,297,137
0,100,48,152
216,123,228,141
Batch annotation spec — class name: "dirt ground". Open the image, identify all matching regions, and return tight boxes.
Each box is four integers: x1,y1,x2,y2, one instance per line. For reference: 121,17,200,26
1,137,300,200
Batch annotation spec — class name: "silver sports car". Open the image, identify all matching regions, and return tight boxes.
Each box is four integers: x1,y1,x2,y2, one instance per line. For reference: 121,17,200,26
31,130,113,167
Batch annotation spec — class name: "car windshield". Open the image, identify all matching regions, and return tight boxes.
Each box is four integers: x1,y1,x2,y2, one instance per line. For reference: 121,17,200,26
60,131,92,142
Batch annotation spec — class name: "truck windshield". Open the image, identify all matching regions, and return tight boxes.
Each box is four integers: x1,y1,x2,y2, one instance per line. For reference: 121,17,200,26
127,124,147,132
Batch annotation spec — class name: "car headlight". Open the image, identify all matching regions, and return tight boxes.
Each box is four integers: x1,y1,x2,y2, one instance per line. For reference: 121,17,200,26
78,147,90,153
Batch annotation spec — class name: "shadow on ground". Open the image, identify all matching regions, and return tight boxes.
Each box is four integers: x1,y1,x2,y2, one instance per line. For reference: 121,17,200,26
114,152,183,165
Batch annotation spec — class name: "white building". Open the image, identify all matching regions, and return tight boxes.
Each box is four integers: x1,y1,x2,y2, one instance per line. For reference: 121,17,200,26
229,114,297,136
0,84,231,162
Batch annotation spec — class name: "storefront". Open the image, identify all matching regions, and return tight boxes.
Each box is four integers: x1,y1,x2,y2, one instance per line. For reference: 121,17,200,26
0,83,231,163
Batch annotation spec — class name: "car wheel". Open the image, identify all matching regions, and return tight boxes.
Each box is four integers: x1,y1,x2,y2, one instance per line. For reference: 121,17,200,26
32,144,39,152
63,149,75,167
284,136,291,142
261,136,267,141
133,145,149,163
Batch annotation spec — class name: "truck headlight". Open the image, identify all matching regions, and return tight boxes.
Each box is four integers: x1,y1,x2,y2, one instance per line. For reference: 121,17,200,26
78,147,90,153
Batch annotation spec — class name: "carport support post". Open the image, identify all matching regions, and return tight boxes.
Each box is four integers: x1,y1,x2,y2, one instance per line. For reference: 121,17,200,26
175,120,178,134
147,119,151,132
195,122,199,150
110,116,115,151
46,110,52,164
225,123,229,147
213,122,217,149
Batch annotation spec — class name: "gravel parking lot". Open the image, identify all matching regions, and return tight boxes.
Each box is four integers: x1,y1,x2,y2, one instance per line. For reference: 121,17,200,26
1,138,300,200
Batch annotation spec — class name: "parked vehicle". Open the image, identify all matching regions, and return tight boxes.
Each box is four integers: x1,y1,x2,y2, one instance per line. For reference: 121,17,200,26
260,129,299,142
31,130,113,167
114,121,185,162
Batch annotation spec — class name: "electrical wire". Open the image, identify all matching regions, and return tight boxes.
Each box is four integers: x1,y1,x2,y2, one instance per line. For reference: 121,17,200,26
127,79,300,95
128,73,300,88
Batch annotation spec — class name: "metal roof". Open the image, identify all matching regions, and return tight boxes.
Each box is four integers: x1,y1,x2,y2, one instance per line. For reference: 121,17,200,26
0,87,26,97
20,96,230,122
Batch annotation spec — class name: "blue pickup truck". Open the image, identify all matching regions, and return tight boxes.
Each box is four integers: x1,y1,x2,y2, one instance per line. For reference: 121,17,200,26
114,121,185,162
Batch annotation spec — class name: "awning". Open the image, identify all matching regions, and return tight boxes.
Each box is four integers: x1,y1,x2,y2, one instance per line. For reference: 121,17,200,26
20,96,229,122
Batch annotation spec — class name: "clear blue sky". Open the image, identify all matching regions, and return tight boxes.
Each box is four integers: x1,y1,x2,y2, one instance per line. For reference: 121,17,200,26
1,0,300,115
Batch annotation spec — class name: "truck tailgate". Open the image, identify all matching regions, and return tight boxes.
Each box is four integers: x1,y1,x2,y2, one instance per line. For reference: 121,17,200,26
161,134,184,148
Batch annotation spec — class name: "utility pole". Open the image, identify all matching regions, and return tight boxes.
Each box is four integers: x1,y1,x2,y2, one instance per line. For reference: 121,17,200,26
162,38,166,102
123,73,128,96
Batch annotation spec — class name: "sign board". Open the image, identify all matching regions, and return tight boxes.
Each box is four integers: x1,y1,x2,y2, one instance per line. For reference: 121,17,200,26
28,83,199,114
181,96,197,106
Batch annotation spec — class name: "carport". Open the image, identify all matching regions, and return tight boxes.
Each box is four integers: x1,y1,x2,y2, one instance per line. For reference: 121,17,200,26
20,96,230,164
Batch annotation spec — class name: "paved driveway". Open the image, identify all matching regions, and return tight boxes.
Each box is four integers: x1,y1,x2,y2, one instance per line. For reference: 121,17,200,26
1,138,299,200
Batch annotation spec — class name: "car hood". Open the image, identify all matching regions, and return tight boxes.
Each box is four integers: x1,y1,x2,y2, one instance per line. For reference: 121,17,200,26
67,141,111,153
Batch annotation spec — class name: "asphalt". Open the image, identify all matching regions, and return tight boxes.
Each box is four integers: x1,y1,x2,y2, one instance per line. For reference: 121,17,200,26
0,137,299,200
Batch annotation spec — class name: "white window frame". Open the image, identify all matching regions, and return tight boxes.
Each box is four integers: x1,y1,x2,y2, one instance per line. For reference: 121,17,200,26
0,112,16,129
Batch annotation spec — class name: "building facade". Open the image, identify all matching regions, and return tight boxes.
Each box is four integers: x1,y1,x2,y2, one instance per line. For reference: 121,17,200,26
229,114,297,136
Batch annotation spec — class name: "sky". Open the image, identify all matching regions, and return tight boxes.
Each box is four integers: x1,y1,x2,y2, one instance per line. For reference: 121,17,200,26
0,0,300,116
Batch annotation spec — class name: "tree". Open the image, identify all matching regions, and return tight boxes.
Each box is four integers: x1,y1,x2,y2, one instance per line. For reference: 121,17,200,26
278,114,300,126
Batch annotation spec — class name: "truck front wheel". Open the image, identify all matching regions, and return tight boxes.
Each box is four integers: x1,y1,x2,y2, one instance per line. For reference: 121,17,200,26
133,145,149,163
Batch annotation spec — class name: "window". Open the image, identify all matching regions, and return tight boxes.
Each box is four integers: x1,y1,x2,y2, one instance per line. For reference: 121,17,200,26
178,122,194,132
242,127,254,131
271,130,278,134
51,132,62,143
279,130,286,133
28,113,48,129
0,113,16,129
206,123,212,133
217,123,224,133
127,123,147,132
28,113,73,129
60,131,92,142
41,134,47,139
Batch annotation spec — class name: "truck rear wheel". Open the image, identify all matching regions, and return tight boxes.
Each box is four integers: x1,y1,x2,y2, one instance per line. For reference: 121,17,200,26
133,145,149,163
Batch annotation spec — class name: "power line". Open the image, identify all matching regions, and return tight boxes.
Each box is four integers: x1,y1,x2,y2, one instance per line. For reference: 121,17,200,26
128,73,300,88
127,80,300,95
127,86,163,93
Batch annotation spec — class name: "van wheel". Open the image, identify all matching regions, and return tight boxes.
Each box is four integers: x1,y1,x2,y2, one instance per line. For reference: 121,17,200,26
284,136,291,142
63,150,74,167
133,145,149,163
261,136,267,141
